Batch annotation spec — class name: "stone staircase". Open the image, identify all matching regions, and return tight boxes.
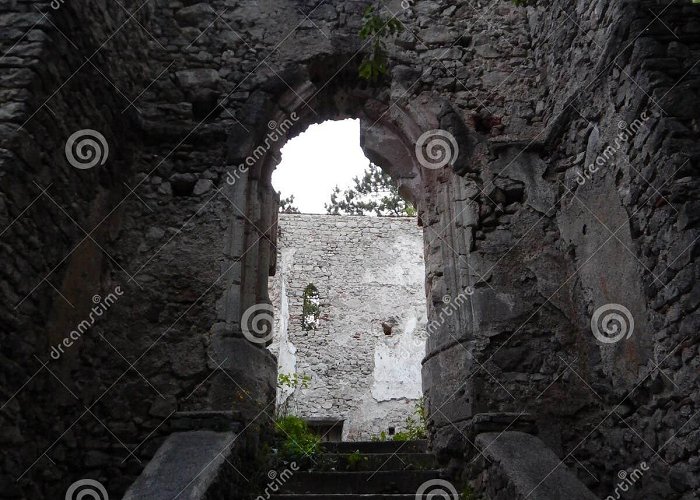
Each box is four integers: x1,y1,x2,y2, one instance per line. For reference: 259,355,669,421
270,440,446,499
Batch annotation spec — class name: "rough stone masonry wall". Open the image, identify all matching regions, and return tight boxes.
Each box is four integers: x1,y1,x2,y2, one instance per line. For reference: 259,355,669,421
268,214,427,440
0,0,698,498
0,1,156,497
438,2,700,499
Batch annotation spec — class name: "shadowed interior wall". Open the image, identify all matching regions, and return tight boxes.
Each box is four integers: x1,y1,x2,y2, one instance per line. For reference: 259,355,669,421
0,0,697,498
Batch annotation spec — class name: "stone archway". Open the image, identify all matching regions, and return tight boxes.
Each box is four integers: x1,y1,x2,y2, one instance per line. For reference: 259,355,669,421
211,59,478,428
4,0,697,497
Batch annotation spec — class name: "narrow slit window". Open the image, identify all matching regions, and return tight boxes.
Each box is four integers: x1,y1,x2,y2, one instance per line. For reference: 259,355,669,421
302,283,320,331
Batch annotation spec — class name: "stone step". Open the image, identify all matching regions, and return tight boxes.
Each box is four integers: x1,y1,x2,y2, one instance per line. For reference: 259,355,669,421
279,470,441,494
316,452,437,471
321,440,428,454
123,431,237,500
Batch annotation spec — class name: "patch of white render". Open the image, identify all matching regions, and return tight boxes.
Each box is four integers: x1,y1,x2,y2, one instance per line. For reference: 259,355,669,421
269,247,297,408
372,313,426,401
268,214,428,440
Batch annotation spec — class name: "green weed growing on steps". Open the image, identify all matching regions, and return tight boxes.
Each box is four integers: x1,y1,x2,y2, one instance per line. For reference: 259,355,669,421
460,484,478,500
274,415,321,463
346,450,367,470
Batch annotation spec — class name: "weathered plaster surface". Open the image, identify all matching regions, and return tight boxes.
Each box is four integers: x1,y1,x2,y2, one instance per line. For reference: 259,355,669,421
268,214,428,440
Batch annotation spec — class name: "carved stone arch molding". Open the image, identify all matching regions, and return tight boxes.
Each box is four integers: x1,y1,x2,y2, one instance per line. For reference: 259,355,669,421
218,61,474,333
212,57,486,435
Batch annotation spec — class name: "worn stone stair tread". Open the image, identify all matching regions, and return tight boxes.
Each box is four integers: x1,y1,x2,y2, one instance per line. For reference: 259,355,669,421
122,431,236,499
280,470,441,494
271,494,432,499
317,452,437,471
321,440,428,454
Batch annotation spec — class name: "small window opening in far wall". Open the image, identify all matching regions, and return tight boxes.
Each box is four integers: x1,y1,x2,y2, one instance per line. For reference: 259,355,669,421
302,283,320,331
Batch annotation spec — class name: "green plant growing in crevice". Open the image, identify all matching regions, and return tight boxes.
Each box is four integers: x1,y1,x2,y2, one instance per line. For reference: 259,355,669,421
460,484,478,500
278,372,311,391
393,397,427,440
276,372,312,418
371,430,388,442
357,0,537,81
358,4,404,81
274,415,321,464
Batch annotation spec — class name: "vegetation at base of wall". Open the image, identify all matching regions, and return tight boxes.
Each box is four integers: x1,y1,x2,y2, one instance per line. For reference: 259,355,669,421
393,398,427,440
370,398,428,441
358,4,403,82
274,415,322,462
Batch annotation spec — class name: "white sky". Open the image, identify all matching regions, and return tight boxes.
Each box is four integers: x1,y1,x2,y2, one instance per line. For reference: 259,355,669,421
272,119,369,214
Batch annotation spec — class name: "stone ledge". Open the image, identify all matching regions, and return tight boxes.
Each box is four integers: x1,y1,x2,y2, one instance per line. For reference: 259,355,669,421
123,431,240,500
168,411,244,433
471,431,597,500
471,412,537,435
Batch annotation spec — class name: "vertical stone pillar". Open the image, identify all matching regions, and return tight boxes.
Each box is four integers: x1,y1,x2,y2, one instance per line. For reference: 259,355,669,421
207,167,277,419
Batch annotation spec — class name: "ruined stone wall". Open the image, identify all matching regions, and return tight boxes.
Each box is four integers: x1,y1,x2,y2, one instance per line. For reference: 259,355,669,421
0,1,155,497
0,0,698,498
442,2,700,498
268,214,427,440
